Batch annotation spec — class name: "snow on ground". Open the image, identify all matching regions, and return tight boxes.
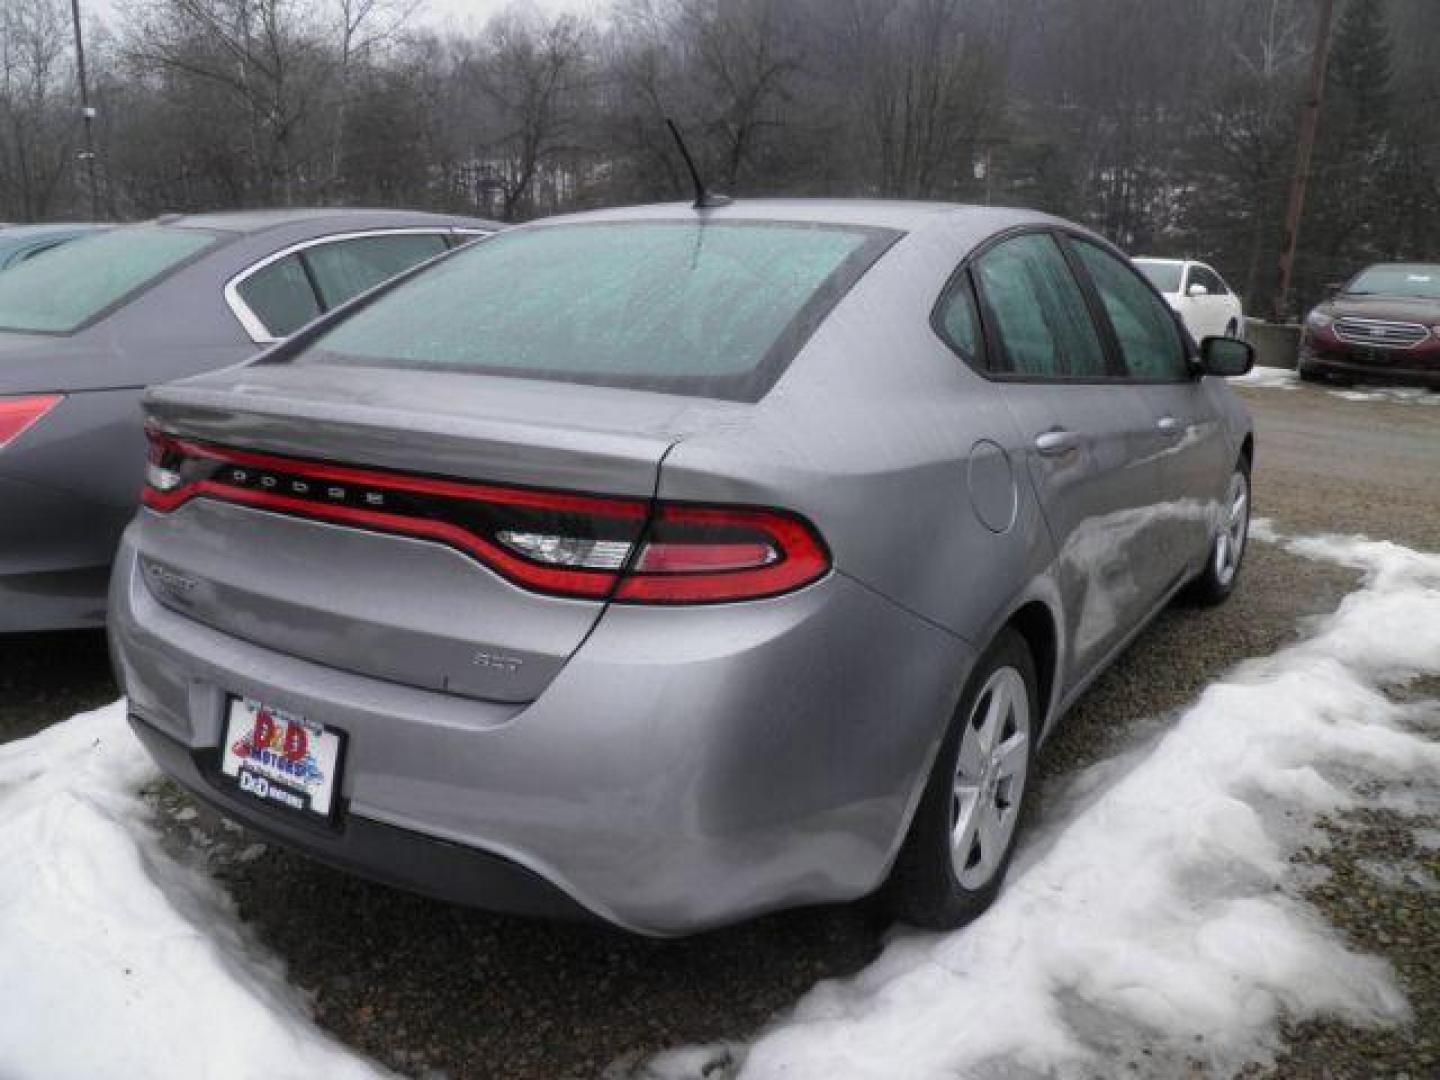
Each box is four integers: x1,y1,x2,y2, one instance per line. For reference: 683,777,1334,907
1247,514,1281,545
0,702,386,1080
1233,366,1299,390
1327,385,1440,405
637,529,1440,1080
1233,365,1439,404
4,530,1438,1080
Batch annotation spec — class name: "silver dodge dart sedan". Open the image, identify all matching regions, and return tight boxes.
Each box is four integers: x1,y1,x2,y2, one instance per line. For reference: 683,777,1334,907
109,200,1255,936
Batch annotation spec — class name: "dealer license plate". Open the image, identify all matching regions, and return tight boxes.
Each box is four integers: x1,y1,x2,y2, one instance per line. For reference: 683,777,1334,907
220,698,343,819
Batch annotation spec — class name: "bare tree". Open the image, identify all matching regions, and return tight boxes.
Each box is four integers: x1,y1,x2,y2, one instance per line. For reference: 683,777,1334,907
461,9,592,220
0,0,76,219
324,0,419,195
815,0,1007,199
680,0,799,187
122,0,336,204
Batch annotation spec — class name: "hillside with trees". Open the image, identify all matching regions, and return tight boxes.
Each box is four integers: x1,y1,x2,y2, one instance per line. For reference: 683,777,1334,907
1,0,1435,315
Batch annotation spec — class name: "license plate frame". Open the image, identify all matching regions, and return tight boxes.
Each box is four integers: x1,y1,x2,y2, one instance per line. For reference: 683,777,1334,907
218,697,346,823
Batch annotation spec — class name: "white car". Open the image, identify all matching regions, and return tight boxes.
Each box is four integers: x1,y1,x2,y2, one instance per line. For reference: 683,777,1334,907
1134,257,1246,342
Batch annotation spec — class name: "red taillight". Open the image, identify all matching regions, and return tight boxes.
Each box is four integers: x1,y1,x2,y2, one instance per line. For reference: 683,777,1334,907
0,394,63,450
617,505,829,603
141,432,830,604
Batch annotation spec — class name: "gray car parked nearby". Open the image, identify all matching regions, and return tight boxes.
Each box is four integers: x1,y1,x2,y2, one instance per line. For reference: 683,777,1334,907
0,208,496,632
109,200,1255,936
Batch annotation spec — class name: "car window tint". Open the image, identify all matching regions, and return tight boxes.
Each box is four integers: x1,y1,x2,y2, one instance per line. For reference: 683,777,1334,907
934,272,982,364
297,221,894,402
1136,261,1182,293
1344,265,1440,299
973,233,1107,378
236,254,322,338
1190,265,1224,294
0,226,216,333
305,233,448,309
1073,242,1189,380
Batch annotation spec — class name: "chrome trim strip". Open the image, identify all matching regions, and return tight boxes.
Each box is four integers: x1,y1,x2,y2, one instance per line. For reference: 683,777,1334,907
1333,316,1429,351
223,227,492,345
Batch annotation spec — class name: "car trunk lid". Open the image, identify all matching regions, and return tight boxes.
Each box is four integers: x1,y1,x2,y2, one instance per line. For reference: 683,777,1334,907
137,366,745,703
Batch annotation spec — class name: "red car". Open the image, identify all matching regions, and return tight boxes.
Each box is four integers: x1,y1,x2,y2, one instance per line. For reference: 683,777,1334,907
1299,263,1440,389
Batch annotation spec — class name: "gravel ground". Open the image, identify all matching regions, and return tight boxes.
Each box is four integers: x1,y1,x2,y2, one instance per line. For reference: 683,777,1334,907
0,378,1435,1078
0,628,114,742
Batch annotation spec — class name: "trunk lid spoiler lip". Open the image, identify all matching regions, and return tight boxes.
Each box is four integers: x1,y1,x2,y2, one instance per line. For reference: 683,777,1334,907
143,380,709,501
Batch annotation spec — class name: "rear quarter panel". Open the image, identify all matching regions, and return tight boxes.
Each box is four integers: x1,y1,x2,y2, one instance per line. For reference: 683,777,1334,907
655,216,1059,655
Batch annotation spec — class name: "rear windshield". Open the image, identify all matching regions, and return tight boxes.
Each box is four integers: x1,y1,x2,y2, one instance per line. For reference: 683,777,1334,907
1134,261,1182,293
293,220,897,401
1344,265,1440,300
0,225,217,333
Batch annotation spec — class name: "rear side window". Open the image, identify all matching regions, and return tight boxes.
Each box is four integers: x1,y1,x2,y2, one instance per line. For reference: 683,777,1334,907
1073,242,1189,381
1136,261,1182,294
305,233,448,308
1187,265,1225,295
972,233,1108,378
295,221,897,402
0,226,216,333
236,254,322,338
934,272,983,365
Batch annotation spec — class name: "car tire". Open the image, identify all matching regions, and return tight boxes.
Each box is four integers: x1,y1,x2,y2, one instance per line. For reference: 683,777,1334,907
1180,458,1251,607
882,627,1038,930
1297,362,1321,383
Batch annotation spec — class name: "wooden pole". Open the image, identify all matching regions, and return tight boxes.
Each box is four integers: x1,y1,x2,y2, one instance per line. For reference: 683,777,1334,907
69,0,100,220
1272,0,1336,321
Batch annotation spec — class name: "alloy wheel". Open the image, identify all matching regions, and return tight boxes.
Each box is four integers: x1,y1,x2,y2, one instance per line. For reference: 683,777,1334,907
1214,469,1249,587
950,665,1031,890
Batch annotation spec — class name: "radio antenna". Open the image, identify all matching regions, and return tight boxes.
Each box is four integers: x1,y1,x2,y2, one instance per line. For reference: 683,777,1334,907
666,119,732,210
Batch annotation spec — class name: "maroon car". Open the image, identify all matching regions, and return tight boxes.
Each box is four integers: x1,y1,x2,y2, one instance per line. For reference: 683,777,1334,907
1299,263,1440,389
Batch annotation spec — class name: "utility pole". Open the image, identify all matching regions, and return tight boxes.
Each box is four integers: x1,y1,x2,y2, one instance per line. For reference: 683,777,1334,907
68,0,100,220
1272,0,1335,322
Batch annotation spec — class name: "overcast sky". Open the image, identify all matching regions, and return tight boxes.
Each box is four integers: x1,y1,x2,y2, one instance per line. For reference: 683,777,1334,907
84,0,608,35
423,0,604,31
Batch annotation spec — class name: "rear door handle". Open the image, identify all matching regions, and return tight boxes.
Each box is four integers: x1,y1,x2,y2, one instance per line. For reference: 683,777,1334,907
1034,429,1078,457
1157,415,1183,436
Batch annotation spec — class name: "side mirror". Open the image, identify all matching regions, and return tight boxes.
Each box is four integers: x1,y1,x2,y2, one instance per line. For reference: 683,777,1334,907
1186,283,1210,297
1197,335,1254,377
1324,281,1344,295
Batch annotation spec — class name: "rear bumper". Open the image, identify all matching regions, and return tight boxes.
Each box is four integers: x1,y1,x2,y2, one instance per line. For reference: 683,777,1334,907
109,527,971,936
130,715,593,921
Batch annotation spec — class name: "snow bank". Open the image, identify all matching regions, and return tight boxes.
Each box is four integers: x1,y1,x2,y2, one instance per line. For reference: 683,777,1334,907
1233,365,1439,404
1327,385,1440,405
0,702,385,1080
1232,367,1298,390
644,531,1440,1080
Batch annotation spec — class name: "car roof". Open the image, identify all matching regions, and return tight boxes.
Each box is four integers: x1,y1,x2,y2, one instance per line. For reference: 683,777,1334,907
0,222,106,239
154,207,500,235
530,198,1063,236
